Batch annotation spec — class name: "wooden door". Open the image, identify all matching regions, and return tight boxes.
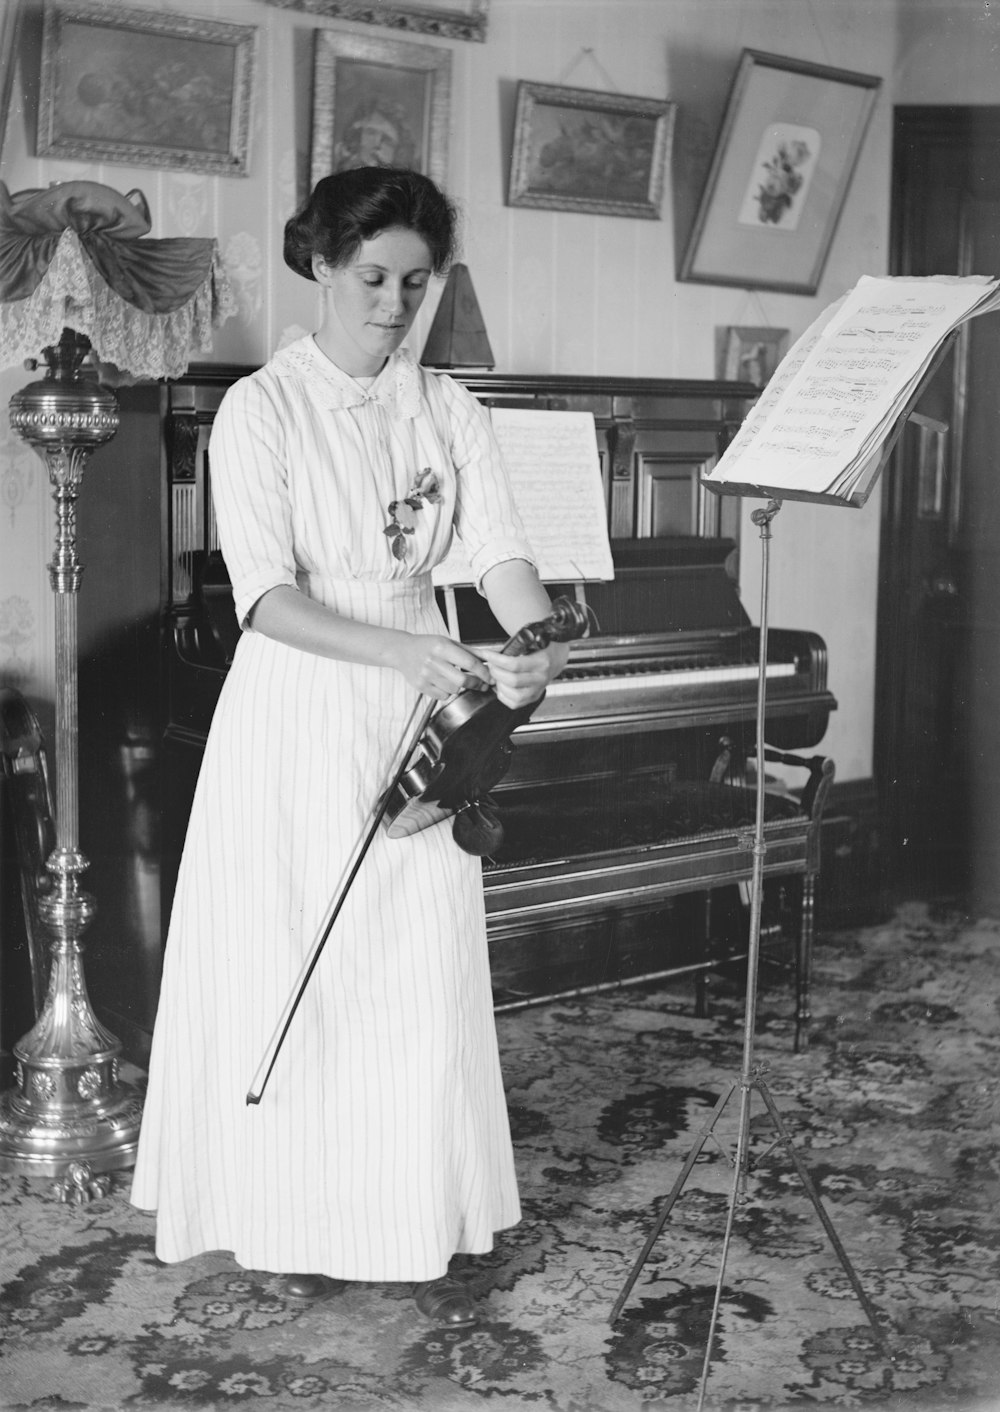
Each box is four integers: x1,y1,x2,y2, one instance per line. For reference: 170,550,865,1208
876,107,1000,909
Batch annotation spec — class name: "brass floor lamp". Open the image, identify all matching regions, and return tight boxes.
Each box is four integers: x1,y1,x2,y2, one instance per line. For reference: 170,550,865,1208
0,180,233,1199
1,329,143,1198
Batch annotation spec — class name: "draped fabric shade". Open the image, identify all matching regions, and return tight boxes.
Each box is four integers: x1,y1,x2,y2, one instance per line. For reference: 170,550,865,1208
0,180,234,378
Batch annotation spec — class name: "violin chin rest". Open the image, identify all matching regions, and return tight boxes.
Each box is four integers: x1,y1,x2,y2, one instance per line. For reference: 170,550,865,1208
452,799,505,856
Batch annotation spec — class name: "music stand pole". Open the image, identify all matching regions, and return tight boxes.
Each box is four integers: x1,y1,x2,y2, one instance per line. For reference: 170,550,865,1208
608,499,892,1408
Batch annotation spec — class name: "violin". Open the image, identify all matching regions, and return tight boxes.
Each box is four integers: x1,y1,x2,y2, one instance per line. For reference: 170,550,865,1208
382,595,590,854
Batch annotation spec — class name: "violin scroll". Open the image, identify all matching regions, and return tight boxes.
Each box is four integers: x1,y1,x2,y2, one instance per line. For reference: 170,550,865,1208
505,596,591,656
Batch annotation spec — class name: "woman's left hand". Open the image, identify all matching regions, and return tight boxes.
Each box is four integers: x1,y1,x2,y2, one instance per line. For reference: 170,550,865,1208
478,641,570,710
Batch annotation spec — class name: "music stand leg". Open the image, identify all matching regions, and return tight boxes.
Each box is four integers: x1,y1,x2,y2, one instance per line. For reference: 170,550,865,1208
608,500,893,1405
607,1081,736,1325
754,1077,890,1349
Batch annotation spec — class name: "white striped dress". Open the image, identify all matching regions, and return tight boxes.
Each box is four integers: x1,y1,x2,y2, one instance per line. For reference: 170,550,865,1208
130,338,532,1282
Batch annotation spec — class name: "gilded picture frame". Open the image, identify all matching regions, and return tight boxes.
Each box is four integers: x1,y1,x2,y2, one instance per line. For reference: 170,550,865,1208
261,0,488,44
37,0,258,176
715,324,789,389
0,1,23,161
310,28,451,189
507,81,675,220
680,50,881,295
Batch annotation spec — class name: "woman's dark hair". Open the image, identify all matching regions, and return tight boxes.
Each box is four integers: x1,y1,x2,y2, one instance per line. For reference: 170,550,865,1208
283,167,458,280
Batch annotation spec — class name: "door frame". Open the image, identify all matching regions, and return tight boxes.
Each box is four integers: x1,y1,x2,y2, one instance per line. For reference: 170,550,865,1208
875,105,1000,896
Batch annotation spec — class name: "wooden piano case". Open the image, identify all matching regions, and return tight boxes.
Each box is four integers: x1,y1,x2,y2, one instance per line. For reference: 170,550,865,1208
77,368,835,1059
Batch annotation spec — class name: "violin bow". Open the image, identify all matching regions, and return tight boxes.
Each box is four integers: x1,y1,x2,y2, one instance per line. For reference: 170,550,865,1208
246,691,436,1106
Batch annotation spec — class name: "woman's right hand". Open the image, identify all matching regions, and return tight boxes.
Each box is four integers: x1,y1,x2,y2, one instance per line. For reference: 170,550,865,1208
396,633,492,702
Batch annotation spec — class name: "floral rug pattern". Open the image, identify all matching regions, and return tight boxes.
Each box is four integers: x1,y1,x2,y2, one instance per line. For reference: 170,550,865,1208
2,899,1000,1411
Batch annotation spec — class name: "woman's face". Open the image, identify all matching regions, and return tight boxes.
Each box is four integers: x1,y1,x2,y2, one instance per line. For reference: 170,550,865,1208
313,226,432,376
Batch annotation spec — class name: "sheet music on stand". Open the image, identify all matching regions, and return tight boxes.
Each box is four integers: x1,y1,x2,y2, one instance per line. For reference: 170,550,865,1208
703,273,1000,508
433,407,614,593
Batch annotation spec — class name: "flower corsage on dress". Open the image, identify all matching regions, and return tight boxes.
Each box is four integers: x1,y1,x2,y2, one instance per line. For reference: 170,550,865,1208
383,467,443,560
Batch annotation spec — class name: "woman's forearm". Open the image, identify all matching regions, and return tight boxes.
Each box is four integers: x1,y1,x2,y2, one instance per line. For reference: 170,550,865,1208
246,584,491,700
480,559,560,637
246,585,409,669
479,560,571,696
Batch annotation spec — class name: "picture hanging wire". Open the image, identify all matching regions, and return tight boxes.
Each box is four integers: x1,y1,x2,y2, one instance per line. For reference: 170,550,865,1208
556,47,621,92
804,0,837,66
735,289,779,328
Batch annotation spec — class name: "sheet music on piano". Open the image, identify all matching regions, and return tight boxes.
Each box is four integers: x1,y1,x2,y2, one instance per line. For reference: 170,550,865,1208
433,407,615,586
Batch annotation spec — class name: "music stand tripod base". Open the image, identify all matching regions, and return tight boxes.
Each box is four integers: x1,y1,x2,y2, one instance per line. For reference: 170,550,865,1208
607,500,894,1406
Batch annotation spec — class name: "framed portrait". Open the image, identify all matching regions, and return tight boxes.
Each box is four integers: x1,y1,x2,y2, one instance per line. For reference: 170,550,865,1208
680,50,881,294
715,324,789,389
507,82,675,220
261,0,488,43
310,29,451,189
36,0,258,176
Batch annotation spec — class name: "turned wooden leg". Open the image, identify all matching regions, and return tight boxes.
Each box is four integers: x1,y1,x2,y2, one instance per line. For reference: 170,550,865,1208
795,873,816,1052
694,891,713,1018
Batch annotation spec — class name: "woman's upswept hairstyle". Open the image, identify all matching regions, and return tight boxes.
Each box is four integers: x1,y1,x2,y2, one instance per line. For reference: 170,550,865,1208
283,167,458,280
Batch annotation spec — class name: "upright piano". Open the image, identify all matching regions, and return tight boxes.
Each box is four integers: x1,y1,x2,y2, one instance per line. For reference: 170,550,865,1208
80,368,836,1055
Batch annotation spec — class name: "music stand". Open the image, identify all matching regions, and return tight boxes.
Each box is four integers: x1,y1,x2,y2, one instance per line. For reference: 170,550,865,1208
608,498,894,1409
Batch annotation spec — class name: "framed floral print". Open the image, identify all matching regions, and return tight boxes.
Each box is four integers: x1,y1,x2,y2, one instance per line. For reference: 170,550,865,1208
680,50,881,294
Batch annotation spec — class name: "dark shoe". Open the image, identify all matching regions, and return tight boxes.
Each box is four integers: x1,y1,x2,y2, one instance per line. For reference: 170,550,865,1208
414,1272,479,1328
283,1272,344,1301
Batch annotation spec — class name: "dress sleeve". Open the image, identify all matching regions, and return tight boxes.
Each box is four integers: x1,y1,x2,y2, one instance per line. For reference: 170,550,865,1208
209,373,299,629
432,373,537,591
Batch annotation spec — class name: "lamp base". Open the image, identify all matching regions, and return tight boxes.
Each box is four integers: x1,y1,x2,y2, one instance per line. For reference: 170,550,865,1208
0,930,144,1198
0,1078,143,1199
0,1014,143,1198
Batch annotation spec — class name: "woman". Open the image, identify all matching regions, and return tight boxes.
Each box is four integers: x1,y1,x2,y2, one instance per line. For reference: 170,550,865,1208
130,167,569,1329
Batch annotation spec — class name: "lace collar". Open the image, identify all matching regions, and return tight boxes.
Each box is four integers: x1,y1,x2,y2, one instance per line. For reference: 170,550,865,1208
271,337,423,419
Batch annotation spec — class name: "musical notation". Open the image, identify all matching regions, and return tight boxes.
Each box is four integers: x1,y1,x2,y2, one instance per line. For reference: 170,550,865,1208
433,407,614,586
704,273,1000,506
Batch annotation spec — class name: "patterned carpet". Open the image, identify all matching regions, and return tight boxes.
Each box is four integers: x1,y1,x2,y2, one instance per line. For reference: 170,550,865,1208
2,898,1000,1412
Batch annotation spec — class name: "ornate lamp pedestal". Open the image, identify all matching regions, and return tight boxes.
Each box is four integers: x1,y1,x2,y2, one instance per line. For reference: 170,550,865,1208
0,329,144,1200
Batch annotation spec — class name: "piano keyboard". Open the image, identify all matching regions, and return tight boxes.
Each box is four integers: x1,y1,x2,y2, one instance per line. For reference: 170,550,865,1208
547,660,797,697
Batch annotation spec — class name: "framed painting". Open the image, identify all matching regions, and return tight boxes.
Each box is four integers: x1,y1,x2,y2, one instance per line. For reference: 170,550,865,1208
310,28,451,189
37,0,258,176
261,0,488,43
507,81,675,219
1,1,23,161
715,324,789,389
680,50,881,294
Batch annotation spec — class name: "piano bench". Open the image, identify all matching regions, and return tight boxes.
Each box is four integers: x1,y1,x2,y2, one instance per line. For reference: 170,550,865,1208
484,749,835,1051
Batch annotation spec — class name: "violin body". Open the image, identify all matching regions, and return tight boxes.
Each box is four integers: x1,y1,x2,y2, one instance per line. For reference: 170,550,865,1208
382,596,589,852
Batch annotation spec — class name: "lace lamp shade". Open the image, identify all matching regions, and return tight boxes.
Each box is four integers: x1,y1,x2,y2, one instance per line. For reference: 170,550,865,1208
0,180,235,378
